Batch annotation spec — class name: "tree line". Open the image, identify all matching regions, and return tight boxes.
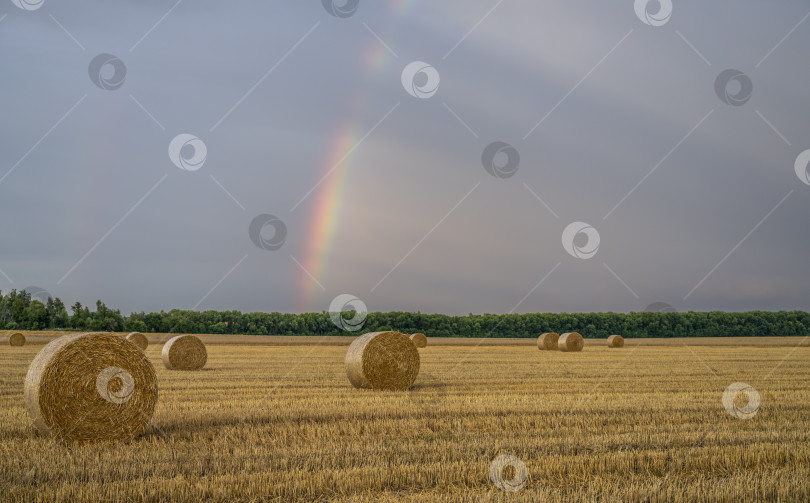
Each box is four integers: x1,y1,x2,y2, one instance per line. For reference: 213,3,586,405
1,289,808,338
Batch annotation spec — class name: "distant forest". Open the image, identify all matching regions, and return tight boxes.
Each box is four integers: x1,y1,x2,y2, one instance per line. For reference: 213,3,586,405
1,289,808,338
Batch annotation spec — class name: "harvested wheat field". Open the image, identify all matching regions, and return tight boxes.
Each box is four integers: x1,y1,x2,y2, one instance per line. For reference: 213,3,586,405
1,337,810,502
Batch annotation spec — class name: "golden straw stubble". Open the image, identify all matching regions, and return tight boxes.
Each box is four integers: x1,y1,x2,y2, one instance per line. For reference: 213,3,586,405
607,334,625,348
346,331,420,390
558,332,584,352
126,332,148,351
410,333,427,348
162,335,207,370
537,332,559,350
24,332,158,443
9,332,25,346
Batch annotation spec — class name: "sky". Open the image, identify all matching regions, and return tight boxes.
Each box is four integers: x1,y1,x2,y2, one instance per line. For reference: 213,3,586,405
0,0,809,316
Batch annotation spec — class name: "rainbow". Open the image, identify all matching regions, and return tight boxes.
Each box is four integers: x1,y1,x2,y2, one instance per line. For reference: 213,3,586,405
297,23,398,311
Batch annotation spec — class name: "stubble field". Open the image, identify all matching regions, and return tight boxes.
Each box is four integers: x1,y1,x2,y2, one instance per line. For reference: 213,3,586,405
1,334,809,502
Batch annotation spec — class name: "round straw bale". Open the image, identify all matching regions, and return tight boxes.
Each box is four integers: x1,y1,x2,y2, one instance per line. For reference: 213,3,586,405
410,332,427,348
537,332,559,350
9,332,25,346
607,334,625,348
162,335,207,370
24,332,157,443
346,331,420,390
126,332,148,351
558,332,584,352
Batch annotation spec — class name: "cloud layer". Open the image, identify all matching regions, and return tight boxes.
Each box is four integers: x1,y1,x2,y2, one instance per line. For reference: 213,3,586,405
0,1,808,315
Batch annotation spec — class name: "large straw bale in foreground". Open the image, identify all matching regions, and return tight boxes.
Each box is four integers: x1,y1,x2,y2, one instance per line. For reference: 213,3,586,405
126,332,148,351
162,335,207,370
607,334,625,348
346,331,420,390
24,332,158,443
537,332,559,350
9,332,25,346
558,332,584,352
410,333,427,348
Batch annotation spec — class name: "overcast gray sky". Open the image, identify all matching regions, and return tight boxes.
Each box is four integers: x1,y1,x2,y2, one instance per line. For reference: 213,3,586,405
1,1,809,316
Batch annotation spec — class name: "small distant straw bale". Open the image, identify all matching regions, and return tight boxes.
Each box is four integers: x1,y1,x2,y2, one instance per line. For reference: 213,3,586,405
126,332,148,351
537,332,559,350
410,333,427,348
162,335,207,370
558,332,584,352
345,331,420,390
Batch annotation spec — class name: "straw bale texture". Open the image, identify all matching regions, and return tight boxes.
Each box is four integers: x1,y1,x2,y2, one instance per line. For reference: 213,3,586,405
345,331,420,390
410,333,427,348
162,335,207,370
24,332,158,443
537,332,559,350
125,332,148,351
558,332,584,352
